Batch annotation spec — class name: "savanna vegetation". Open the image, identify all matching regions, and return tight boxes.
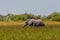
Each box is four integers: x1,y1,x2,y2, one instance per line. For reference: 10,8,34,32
43,12,60,21
0,13,41,21
0,12,60,40
0,12,60,21
0,21,60,40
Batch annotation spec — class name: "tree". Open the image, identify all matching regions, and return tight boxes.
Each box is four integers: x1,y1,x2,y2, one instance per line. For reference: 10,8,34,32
0,15,3,21
5,13,14,21
46,12,60,21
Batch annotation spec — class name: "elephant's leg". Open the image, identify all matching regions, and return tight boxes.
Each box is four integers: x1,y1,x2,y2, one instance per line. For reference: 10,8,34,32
33,22,36,27
42,23,45,26
39,22,45,26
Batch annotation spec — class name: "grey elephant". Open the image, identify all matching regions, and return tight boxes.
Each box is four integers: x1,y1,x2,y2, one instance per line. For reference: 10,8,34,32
24,19,45,27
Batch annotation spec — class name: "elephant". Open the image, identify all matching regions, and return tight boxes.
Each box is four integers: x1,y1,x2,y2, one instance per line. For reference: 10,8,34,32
24,19,45,27
32,20,45,26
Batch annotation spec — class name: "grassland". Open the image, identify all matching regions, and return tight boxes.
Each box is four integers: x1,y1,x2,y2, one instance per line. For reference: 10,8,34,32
0,21,60,40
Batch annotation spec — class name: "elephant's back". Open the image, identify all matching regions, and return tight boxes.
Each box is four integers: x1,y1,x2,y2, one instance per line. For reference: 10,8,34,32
33,19,42,22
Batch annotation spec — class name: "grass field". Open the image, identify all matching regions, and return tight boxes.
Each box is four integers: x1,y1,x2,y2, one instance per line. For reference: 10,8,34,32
0,21,60,40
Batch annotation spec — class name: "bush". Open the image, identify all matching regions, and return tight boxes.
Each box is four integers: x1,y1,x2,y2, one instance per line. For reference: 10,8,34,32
52,16,60,21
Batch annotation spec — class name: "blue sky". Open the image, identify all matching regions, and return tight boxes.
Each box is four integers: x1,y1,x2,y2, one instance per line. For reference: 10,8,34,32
0,0,60,16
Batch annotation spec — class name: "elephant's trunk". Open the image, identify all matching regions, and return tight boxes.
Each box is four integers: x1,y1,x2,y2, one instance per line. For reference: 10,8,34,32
23,23,28,27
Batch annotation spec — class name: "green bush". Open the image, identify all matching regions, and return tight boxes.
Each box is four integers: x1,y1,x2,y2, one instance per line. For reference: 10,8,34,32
52,16,60,21
46,12,60,21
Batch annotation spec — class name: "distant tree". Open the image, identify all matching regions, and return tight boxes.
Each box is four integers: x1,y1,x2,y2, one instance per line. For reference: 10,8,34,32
36,15,41,19
6,14,14,21
0,13,42,21
46,12,60,21
0,15,3,21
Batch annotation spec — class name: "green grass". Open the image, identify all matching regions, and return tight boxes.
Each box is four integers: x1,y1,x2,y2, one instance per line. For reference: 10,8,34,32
0,24,60,40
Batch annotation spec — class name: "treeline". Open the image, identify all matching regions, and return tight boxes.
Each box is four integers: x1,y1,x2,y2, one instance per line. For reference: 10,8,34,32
0,13,41,21
0,12,60,21
43,12,60,21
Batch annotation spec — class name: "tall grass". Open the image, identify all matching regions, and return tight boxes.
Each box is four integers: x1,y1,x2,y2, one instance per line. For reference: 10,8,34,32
0,21,60,40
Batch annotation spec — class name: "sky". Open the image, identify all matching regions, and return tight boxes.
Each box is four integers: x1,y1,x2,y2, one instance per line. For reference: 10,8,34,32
0,0,60,16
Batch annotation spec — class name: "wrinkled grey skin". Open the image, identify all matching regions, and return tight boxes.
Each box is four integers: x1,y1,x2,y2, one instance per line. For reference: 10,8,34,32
24,19,45,27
